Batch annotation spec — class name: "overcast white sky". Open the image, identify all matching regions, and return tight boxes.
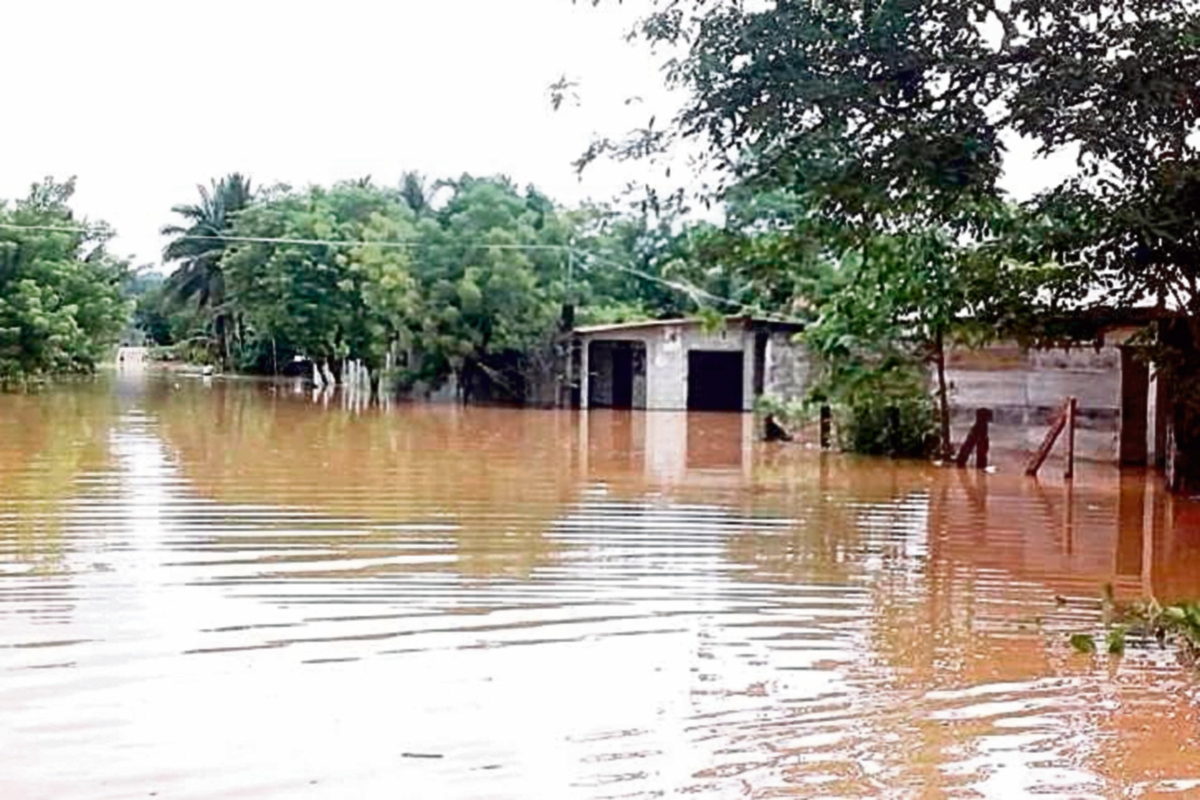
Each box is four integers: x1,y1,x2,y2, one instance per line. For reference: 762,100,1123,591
1,0,679,266
2,0,1071,268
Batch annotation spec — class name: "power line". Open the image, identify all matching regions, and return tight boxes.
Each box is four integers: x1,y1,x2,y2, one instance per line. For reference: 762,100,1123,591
576,250,808,325
0,223,104,234
0,221,805,324
576,250,743,310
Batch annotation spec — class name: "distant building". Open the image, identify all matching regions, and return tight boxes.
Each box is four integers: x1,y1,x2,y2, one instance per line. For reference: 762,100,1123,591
572,316,808,412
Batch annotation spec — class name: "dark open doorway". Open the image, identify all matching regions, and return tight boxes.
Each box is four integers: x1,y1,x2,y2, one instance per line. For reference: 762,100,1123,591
611,345,634,408
1120,347,1150,465
688,351,744,411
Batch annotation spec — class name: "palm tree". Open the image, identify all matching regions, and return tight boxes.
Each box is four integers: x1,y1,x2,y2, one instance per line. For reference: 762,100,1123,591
161,174,253,367
399,171,431,216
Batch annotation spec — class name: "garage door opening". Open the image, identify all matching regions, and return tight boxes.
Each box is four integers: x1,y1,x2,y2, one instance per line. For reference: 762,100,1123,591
688,351,744,411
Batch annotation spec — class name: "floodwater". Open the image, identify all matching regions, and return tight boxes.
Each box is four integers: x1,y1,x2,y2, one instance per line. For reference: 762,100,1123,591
4,374,1200,799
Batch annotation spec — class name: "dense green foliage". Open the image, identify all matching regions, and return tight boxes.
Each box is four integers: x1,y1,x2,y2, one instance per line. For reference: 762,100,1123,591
0,179,130,383
606,0,1200,226
149,174,755,401
224,177,575,398
588,0,1200,465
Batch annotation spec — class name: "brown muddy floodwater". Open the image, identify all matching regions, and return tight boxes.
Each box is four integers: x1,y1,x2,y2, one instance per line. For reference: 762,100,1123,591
4,373,1200,799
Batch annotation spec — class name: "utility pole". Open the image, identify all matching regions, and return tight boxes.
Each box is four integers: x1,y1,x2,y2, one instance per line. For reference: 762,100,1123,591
562,243,577,408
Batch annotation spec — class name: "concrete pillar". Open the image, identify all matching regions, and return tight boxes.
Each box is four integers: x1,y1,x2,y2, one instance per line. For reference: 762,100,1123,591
742,328,756,412
580,339,590,410
1148,363,1159,467
741,414,754,480
577,407,590,478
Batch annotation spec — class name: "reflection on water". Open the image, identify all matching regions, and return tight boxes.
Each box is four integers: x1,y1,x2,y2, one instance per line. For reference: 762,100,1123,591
3,377,1200,798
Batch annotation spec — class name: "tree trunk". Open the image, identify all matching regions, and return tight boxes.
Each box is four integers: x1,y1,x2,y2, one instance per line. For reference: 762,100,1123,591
214,314,229,371
1165,317,1200,494
934,326,952,458
320,360,336,388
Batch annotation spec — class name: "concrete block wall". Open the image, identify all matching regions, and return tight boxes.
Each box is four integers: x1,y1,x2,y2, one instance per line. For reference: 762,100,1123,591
763,331,811,403
644,326,684,409
645,321,756,411
945,342,1123,462
582,320,768,411
579,321,815,412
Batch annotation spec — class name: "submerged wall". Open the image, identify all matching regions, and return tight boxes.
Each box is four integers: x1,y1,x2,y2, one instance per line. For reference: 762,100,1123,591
651,321,751,410
944,339,1133,463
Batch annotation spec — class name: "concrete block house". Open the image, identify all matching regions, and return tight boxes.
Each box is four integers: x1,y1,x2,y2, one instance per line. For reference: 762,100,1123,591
572,317,809,412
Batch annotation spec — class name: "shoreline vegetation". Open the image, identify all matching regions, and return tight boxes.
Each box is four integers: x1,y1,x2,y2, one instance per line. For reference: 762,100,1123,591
1069,586,1200,666
0,179,130,388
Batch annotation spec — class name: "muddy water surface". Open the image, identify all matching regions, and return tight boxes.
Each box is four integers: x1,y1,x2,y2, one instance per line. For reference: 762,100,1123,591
4,375,1200,799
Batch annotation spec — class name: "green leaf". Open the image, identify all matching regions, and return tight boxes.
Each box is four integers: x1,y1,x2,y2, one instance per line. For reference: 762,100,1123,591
1070,634,1097,655
1106,627,1126,656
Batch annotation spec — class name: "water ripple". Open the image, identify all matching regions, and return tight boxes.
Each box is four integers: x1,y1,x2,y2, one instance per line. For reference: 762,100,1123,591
2,381,1200,798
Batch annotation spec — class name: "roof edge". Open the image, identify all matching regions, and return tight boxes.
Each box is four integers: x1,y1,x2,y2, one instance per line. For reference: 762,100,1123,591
574,315,804,336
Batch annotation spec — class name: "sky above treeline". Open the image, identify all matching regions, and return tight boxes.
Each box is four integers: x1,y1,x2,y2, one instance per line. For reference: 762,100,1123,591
3,0,1075,268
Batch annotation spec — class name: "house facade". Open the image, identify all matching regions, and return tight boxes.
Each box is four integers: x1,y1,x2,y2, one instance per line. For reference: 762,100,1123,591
573,317,809,412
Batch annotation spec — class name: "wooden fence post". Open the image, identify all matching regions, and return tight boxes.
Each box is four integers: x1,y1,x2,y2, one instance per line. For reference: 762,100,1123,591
955,408,993,469
1024,397,1076,478
819,405,832,450
1064,396,1077,480
975,408,992,470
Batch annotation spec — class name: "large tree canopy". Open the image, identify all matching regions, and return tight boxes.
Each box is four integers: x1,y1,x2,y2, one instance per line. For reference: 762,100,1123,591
594,0,1200,311
0,178,130,382
146,169,777,400
579,0,1200,462
611,0,1200,226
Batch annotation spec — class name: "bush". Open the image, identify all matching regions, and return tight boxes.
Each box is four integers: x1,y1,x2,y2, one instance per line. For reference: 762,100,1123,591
753,394,811,430
822,366,939,458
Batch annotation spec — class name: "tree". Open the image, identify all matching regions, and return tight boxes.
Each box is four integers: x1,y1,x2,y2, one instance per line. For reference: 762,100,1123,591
0,178,130,382
219,175,580,401
399,171,433,216
408,176,571,401
799,222,1002,455
161,173,254,367
222,181,421,381
163,167,832,405
595,0,1200,472
604,0,1199,223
